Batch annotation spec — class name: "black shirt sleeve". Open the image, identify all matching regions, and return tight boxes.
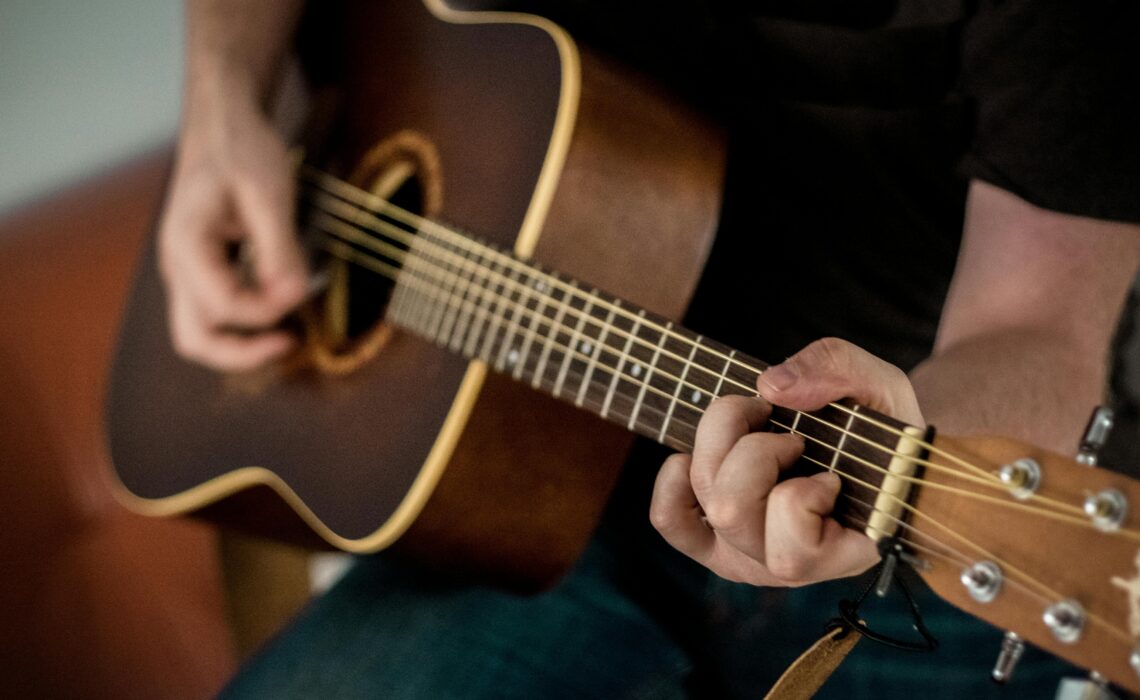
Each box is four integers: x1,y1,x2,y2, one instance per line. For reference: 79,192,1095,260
959,0,1140,223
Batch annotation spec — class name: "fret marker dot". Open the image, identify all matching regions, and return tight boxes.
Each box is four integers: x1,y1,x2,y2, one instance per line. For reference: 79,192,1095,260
691,390,702,404
507,349,520,366
631,364,643,378
581,341,593,354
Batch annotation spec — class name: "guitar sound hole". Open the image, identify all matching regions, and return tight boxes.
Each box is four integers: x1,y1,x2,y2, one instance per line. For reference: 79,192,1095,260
341,175,423,340
303,130,443,375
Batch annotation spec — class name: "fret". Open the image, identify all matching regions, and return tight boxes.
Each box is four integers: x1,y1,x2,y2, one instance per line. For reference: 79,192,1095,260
720,354,764,398
407,239,440,336
511,272,553,381
461,250,501,360
601,309,644,420
656,336,730,450
445,242,481,353
451,245,489,356
388,242,418,329
552,288,597,397
427,235,467,345
575,298,618,408
531,279,577,389
658,334,702,443
829,409,857,472
628,321,672,433
476,257,516,362
490,264,527,371
418,234,452,342
833,406,909,531
711,348,736,399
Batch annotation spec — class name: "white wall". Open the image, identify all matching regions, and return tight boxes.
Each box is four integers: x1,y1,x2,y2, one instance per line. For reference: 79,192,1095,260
0,0,182,214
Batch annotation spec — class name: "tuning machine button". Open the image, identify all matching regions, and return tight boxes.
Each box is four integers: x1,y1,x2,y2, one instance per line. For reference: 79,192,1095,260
998,458,1041,500
1084,488,1127,531
1044,599,1086,644
961,561,1002,603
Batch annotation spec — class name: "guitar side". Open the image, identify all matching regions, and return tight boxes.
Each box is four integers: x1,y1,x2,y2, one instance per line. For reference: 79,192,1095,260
107,0,725,589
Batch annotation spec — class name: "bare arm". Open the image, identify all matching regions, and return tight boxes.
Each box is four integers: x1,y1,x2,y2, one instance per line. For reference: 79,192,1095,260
650,180,1140,586
160,0,308,370
913,180,1139,453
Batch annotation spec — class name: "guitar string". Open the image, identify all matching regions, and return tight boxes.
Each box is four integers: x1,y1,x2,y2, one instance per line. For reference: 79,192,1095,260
301,168,1005,485
311,216,1018,494
311,186,1120,533
311,225,1126,538
841,508,1086,632
308,167,1120,519
309,217,1106,526
811,453,1130,652
308,213,1100,526
315,232,1133,643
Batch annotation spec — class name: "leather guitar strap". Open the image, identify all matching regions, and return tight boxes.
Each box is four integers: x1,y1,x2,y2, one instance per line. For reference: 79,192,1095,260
763,623,862,700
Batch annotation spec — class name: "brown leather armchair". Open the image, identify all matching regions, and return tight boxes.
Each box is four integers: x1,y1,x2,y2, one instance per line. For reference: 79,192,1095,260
0,153,236,699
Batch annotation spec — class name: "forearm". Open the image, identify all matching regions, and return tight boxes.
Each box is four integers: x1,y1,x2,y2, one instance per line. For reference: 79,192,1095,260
184,0,305,121
910,330,1107,455
908,180,1139,456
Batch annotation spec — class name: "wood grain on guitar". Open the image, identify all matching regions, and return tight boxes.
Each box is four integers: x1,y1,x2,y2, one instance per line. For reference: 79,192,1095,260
105,0,1140,692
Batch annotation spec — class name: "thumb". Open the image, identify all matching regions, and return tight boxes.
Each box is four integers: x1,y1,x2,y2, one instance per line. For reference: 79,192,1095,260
757,338,923,425
234,145,309,307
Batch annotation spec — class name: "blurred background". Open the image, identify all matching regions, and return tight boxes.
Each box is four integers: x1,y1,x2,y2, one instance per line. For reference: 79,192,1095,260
0,0,181,214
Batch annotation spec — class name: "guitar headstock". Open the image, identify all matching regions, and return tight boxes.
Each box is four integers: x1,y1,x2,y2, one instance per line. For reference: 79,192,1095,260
907,425,1140,694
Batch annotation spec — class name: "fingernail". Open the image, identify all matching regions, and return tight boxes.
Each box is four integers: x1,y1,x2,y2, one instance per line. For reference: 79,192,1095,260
760,362,798,392
812,471,841,492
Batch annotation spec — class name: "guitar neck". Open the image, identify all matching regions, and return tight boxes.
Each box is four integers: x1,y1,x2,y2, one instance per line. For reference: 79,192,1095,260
374,216,919,532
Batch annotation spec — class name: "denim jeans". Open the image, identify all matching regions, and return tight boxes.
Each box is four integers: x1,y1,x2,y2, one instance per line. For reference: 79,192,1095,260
221,457,1074,699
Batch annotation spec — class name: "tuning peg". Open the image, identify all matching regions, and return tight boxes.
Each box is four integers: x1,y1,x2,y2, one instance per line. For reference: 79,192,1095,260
1054,672,1119,700
992,630,1025,684
1077,406,1114,466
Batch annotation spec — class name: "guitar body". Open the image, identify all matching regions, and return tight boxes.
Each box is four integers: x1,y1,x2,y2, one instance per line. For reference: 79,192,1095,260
109,0,725,589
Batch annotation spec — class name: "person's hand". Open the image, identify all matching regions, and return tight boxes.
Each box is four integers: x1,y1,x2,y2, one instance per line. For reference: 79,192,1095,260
649,337,925,586
158,89,309,371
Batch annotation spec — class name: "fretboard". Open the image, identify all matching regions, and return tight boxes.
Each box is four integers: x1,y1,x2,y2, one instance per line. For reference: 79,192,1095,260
378,224,917,530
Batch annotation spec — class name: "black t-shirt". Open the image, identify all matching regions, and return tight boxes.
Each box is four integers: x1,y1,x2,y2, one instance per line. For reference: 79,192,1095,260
502,0,1139,370
493,1,1140,694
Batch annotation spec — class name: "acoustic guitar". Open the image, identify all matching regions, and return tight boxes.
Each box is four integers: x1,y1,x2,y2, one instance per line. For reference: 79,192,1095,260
108,0,1140,692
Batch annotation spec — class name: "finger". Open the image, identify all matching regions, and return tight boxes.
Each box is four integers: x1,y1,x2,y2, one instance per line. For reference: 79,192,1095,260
764,472,879,584
651,453,785,586
701,431,804,562
650,453,716,560
689,395,770,499
233,146,309,309
161,185,301,330
168,294,297,371
756,337,923,424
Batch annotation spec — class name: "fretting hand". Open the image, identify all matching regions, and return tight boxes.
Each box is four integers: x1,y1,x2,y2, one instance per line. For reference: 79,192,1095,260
649,337,925,586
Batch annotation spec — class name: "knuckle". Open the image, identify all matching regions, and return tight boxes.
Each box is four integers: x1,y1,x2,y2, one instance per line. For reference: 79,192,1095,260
702,394,747,423
703,497,747,533
648,499,676,535
804,337,851,376
766,550,812,584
